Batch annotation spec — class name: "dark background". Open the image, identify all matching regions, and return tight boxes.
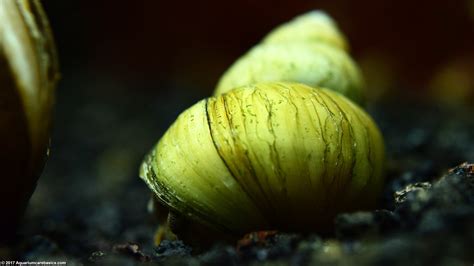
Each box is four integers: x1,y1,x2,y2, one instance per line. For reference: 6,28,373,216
16,0,474,262
42,0,474,101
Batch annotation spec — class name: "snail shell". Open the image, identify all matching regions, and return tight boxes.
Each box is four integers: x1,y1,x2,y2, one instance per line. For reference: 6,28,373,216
140,82,385,235
214,11,365,105
0,0,59,240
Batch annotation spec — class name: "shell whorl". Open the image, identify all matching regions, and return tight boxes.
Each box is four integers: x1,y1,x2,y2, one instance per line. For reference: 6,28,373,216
141,83,384,233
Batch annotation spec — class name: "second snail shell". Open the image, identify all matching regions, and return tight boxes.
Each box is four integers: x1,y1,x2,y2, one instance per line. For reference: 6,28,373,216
0,0,59,240
140,82,385,234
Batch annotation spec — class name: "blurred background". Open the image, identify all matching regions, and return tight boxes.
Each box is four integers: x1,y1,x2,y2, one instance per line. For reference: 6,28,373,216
43,0,474,103
16,0,474,261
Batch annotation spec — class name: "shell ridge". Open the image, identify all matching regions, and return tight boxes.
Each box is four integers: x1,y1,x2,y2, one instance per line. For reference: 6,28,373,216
205,96,273,228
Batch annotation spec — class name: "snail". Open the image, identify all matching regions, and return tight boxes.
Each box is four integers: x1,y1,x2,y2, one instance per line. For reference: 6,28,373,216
0,0,60,241
140,82,385,241
214,11,365,105
140,11,384,245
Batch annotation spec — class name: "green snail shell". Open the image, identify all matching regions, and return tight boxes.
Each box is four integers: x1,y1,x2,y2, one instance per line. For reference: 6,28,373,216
214,11,364,105
140,82,385,234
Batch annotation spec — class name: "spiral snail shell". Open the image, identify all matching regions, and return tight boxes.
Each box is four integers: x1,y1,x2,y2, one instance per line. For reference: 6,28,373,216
140,11,385,243
214,11,364,105
140,83,384,235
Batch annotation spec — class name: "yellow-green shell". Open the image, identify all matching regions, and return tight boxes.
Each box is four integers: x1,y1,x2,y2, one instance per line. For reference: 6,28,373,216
140,82,385,234
215,43,364,105
214,11,365,105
